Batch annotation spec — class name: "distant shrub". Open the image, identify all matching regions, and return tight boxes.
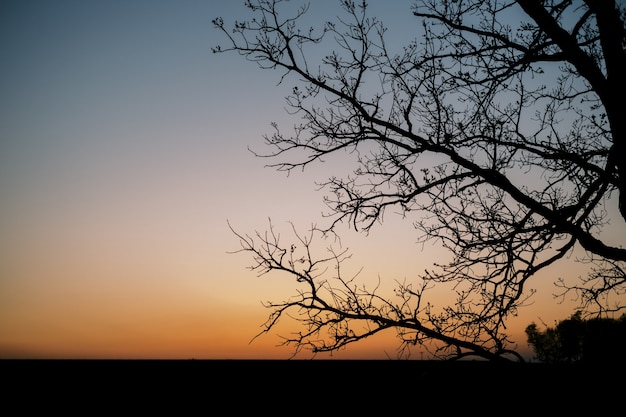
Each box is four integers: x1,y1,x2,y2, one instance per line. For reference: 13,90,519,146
525,312,626,363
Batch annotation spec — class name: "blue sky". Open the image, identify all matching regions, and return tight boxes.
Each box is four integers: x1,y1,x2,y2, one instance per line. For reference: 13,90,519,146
1,0,612,359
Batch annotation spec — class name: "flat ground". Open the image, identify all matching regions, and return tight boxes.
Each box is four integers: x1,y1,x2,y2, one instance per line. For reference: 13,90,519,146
3,359,620,412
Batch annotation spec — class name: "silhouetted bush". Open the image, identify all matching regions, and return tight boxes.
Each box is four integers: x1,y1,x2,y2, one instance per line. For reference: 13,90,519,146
526,312,626,363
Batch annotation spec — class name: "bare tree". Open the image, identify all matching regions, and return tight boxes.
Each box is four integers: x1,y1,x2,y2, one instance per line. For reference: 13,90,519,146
214,0,626,360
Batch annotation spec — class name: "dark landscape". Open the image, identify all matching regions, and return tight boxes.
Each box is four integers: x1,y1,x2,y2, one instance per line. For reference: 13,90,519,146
3,358,621,412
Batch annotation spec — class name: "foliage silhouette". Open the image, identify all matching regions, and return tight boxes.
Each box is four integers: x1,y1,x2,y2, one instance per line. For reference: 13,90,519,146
526,311,626,363
214,0,626,360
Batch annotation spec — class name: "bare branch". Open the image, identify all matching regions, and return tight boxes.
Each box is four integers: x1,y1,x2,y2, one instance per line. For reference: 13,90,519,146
217,0,626,360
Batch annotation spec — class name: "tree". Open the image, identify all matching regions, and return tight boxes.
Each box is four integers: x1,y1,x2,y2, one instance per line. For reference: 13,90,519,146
213,0,626,360
525,311,626,363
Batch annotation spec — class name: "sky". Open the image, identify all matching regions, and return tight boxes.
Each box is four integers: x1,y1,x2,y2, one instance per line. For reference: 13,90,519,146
1,0,623,360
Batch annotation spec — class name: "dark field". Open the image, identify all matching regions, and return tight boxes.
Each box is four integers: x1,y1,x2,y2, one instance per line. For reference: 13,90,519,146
3,359,621,412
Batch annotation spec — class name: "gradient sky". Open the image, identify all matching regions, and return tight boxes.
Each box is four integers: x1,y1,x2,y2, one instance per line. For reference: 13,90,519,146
2,0,623,360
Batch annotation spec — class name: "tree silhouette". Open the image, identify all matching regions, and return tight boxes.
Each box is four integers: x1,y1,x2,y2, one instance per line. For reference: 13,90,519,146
214,0,626,360
526,311,626,363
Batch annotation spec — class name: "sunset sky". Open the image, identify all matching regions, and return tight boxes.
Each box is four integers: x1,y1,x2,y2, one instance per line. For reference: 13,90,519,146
2,0,623,360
